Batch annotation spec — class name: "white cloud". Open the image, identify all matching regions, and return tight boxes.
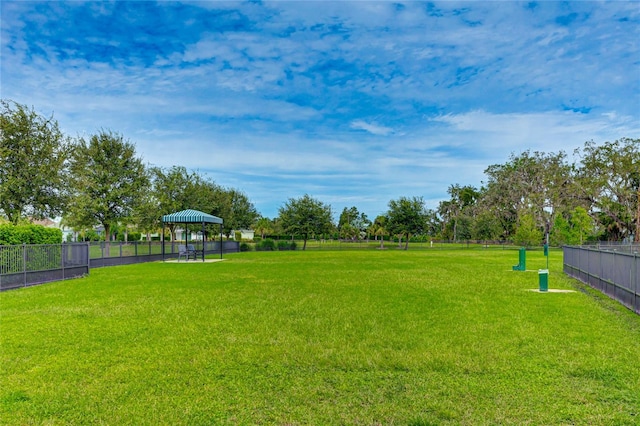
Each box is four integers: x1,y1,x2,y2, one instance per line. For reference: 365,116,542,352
350,120,393,136
431,110,639,155
2,0,638,220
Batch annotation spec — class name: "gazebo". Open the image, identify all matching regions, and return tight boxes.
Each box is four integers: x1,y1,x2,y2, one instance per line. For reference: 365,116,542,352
161,209,224,262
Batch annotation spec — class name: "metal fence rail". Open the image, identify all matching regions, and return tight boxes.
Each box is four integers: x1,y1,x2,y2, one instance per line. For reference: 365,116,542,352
0,243,90,291
88,240,239,267
563,245,639,314
1,240,240,290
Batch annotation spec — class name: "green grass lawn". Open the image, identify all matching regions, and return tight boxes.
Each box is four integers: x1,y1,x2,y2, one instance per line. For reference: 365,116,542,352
1,249,639,425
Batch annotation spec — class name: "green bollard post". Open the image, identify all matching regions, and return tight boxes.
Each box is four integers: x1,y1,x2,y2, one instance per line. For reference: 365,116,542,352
544,243,549,270
538,269,548,292
513,247,527,271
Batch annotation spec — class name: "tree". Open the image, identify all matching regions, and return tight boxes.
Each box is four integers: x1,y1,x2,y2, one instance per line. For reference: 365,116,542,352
368,215,388,249
212,188,259,239
339,223,358,240
66,130,148,242
148,166,206,240
481,150,575,240
550,214,572,246
253,217,274,239
132,190,162,241
456,214,474,240
278,194,333,250
550,206,595,246
0,100,70,224
570,206,594,245
423,208,441,238
442,184,479,241
513,213,543,247
386,196,428,250
574,138,640,242
473,211,502,242
338,206,370,240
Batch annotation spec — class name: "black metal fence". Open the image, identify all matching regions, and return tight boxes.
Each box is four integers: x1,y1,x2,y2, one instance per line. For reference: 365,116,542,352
0,243,90,291
563,245,639,314
1,240,240,290
257,239,523,251
88,240,240,267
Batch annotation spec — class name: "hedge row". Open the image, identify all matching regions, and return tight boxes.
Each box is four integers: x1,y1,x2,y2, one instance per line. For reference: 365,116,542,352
0,224,63,245
251,239,297,251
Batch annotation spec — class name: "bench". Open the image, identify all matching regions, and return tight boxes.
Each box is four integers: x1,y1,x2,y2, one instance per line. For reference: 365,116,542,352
178,244,197,261
189,244,204,259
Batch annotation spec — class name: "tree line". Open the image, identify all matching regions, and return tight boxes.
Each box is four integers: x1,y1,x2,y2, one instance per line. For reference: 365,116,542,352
1,99,638,247
0,100,259,241
287,139,639,248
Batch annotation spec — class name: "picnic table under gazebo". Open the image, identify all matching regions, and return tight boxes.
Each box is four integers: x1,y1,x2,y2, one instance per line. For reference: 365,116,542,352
161,209,223,262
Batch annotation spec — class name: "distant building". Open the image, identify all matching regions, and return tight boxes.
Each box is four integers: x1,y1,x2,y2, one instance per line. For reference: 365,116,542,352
31,218,75,242
235,229,255,240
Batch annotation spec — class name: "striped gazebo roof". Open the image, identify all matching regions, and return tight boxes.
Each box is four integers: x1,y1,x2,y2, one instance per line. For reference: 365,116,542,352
161,209,223,224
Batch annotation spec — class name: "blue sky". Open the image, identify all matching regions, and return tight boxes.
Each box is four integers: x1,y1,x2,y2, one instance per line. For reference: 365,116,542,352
2,1,639,220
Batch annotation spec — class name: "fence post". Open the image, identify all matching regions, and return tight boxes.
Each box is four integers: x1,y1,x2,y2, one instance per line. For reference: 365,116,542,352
631,251,640,314
23,243,27,287
61,243,66,280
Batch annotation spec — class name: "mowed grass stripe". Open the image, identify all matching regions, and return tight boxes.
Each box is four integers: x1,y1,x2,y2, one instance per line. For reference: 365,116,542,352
1,250,638,425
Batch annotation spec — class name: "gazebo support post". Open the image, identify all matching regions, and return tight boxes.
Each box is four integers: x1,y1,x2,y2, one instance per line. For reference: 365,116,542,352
220,223,223,259
161,223,165,261
201,221,205,262
184,225,188,259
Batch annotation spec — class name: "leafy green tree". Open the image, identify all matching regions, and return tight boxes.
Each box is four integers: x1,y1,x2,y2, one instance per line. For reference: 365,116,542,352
66,130,148,242
482,150,575,239
473,211,502,241
386,196,428,250
550,215,572,246
368,215,388,249
278,194,333,250
570,206,594,245
456,215,474,241
550,207,595,246
0,100,70,224
152,166,201,212
574,138,640,241
339,223,358,240
513,213,543,247
215,188,259,239
438,184,479,241
133,190,162,241
423,208,441,238
148,166,206,240
253,217,274,239
338,206,370,240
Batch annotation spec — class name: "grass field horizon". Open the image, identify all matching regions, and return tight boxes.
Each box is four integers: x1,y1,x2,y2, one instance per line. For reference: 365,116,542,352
2,249,639,425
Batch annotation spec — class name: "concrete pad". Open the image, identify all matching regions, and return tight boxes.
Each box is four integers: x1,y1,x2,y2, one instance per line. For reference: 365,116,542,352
162,259,226,264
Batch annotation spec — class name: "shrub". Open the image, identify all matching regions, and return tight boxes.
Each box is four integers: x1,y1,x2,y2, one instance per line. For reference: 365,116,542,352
240,242,252,252
277,241,297,251
256,238,276,251
117,231,142,242
80,230,102,242
0,224,62,245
